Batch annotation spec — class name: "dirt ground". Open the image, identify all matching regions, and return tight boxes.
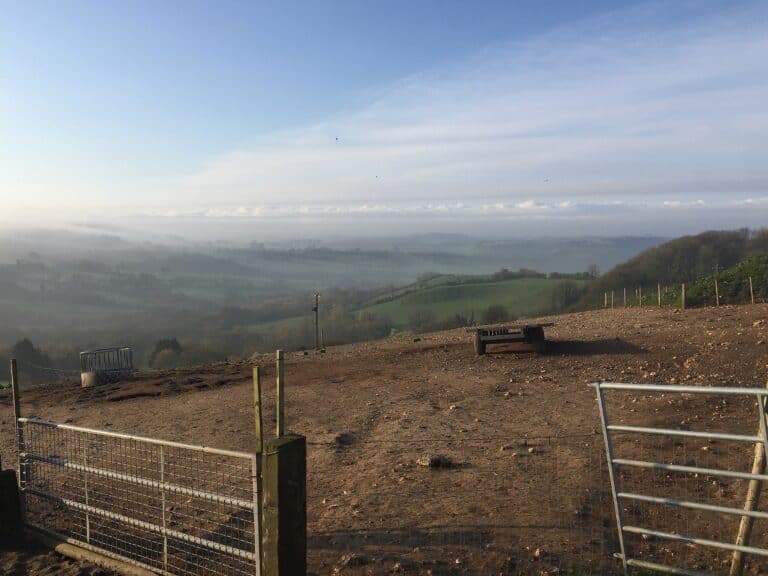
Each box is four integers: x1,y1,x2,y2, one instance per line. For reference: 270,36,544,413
2,305,768,575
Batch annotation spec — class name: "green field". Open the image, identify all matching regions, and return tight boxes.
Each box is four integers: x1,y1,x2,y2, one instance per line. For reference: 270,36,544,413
234,275,584,352
358,276,579,327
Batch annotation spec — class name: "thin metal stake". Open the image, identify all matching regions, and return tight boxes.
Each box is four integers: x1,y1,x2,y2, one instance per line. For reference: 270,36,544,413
83,440,91,544
160,446,168,575
594,383,629,575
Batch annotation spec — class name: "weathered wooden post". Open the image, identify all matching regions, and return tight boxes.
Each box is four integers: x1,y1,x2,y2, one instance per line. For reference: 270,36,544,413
604,292,607,308
611,290,614,309
729,382,768,576
252,366,264,575
715,278,720,306
681,283,686,310
276,351,284,437
0,467,23,545
262,434,307,576
749,276,754,304
253,366,264,453
261,353,307,576
10,359,23,486
639,286,643,307
623,287,627,307
657,283,661,307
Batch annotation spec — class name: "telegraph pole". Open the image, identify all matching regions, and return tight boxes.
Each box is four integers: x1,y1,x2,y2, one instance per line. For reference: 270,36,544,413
312,293,320,350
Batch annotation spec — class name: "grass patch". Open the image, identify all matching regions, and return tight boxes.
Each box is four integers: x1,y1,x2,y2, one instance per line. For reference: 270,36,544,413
359,277,582,328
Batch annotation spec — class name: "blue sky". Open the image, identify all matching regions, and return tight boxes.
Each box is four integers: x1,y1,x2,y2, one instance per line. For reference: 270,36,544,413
1,1,767,239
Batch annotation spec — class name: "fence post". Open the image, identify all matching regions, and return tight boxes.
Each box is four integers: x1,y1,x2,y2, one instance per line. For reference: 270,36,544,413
254,367,264,453
681,283,686,310
657,283,661,307
749,276,754,305
715,278,720,306
160,446,168,574
611,290,614,309
9,358,26,527
253,365,265,576
729,382,768,576
262,434,307,576
623,287,627,307
10,359,23,483
276,351,285,438
639,286,643,307
83,442,91,545
0,468,23,546
604,292,607,308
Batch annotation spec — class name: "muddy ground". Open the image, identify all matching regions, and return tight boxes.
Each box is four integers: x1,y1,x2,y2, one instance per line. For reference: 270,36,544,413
2,305,768,575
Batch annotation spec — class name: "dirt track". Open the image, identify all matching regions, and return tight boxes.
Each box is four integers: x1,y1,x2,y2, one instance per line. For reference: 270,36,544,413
2,305,768,575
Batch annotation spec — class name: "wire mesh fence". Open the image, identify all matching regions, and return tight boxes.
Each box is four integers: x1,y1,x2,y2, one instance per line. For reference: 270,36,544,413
306,433,621,575
18,417,260,576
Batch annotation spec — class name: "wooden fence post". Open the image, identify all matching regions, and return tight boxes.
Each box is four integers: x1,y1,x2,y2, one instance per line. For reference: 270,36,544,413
623,287,627,308
729,381,768,576
715,278,720,306
611,290,614,309
10,359,22,480
604,292,607,308
252,366,264,576
276,351,285,438
749,276,755,305
639,286,643,307
681,283,686,310
262,435,307,576
657,283,661,307
0,468,23,545
253,366,263,453
9,358,26,527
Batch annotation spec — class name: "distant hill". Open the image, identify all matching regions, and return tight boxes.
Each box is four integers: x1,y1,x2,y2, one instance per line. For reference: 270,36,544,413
579,229,768,307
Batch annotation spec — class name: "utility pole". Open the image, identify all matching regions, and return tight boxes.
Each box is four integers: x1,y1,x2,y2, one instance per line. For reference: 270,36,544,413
312,293,320,350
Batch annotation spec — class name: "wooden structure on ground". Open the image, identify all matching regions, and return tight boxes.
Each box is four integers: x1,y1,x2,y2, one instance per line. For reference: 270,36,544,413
470,323,553,355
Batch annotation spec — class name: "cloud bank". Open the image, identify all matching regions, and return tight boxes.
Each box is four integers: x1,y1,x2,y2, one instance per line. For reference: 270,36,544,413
170,0,768,226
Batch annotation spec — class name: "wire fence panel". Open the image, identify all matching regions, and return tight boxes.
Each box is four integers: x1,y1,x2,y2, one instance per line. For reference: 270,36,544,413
18,417,260,576
307,434,619,575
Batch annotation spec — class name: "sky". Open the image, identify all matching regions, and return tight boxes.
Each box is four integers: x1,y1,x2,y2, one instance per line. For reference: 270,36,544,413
1,0,767,240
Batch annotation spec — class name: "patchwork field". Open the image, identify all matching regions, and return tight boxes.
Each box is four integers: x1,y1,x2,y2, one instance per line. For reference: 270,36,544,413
2,304,768,574
358,276,579,327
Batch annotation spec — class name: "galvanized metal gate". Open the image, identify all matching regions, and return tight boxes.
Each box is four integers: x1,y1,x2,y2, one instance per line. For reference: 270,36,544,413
594,382,768,576
17,417,261,576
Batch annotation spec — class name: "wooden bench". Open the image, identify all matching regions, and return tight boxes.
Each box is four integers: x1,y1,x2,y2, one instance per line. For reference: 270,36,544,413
470,323,553,355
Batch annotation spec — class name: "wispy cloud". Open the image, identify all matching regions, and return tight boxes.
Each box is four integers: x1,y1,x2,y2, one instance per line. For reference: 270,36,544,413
171,1,768,219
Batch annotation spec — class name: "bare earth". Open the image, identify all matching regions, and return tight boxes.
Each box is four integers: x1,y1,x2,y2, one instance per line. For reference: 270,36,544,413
2,305,768,575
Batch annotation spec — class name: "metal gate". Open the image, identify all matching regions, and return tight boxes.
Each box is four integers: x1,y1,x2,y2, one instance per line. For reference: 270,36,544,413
18,417,261,576
593,382,768,576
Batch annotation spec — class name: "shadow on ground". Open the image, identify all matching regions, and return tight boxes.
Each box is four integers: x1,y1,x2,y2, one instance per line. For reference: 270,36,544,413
546,338,645,356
